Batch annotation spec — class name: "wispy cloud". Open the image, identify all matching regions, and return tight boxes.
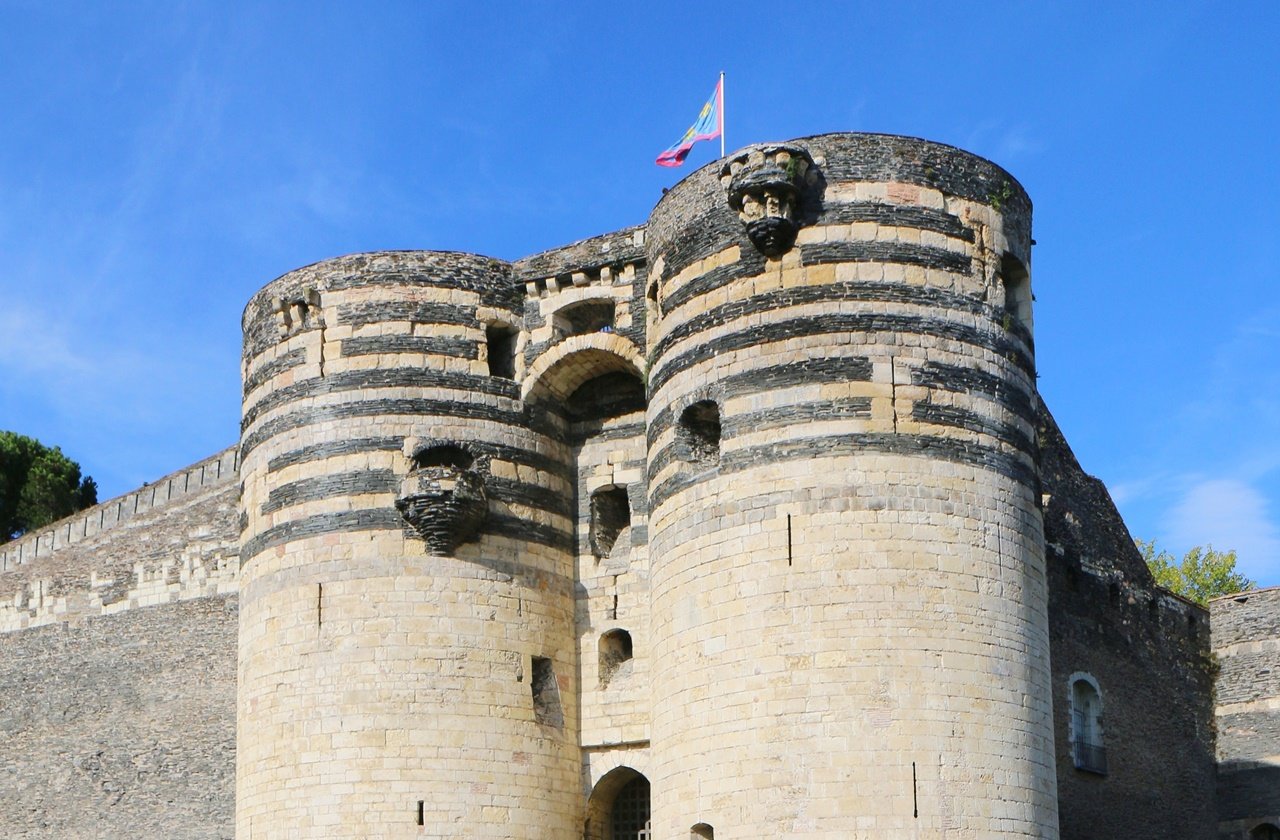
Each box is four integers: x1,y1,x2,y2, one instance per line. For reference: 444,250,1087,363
1162,478,1280,584
961,120,1045,163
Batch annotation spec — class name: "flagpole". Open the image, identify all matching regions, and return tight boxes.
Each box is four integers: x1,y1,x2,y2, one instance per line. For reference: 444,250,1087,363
719,71,726,157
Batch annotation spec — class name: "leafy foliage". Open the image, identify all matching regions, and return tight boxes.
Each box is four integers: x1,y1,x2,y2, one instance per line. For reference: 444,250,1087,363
0,431,98,543
1137,539,1254,604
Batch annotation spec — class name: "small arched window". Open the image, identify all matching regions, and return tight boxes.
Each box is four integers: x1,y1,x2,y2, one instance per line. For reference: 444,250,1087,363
554,299,616,338
1000,252,1032,331
678,400,721,467
691,823,715,839
598,629,633,687
485,323,518,379
1069,673,1106,775
412,444,474,471
590,485,631,559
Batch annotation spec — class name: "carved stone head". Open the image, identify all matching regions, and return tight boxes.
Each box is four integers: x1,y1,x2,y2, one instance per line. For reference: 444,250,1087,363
721,145,819,257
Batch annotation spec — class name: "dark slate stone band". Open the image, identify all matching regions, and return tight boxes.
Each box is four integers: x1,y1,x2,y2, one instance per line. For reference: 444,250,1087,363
660,254,767,314
241,397,527,460
722,398,872,437
241,508,406,563
264,436,572,483
487,476,574,519
566,418,646,446
259,468,569,523
799,240,972,275
653,280,1015,364
267,437,405,472
340,334,478,360
648,430,1036,510
645,355,874,448
650,310,1033,394
242,367,520,430
242,506,572,565
648,397,875,480
911,360,1035,422
243,348,307,398
911,401,1036,456
817,202,973,242
261,470,397,514
336,300,478,329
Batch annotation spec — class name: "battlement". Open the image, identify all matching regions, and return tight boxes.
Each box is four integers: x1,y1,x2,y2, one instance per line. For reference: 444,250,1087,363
0,446,238,573
0,446,240,632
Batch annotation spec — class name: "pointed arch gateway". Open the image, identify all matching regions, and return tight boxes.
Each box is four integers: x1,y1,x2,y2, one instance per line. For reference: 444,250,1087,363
585,766,651,840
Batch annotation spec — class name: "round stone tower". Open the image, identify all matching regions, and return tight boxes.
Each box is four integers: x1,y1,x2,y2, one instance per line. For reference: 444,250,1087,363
643,134,1056,837
237,252,579,838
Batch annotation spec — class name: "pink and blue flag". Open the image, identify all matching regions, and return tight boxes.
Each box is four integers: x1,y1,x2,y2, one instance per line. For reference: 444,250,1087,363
656,78,724,167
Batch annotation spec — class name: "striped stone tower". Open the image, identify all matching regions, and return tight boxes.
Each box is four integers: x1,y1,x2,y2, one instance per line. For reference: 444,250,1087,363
642,134,1057,838
236,252,579,838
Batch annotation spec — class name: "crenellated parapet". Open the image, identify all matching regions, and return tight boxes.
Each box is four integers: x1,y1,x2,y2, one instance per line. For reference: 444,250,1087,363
0,448,240,633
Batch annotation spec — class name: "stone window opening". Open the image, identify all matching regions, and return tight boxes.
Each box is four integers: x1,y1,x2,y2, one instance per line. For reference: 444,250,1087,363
590,485,631,560
691,823,715,839
486,323,518,379
413,444,474,471
1068,673,1106,775
678,400,722,467
598,629,633,687
1000,253,1032,331
531,656,563,727
555,299,616,338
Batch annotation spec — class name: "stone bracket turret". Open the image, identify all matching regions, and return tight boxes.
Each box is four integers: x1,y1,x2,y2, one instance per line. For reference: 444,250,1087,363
394,440,490,555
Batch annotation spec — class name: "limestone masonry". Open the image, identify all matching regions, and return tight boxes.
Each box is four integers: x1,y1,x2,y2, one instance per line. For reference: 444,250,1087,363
1,132,1276,839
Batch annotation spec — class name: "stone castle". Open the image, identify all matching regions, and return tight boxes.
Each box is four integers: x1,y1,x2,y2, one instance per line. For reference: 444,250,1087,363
0,132,1275,839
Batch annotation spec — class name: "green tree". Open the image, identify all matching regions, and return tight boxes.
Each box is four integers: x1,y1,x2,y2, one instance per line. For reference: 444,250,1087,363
1137,539,1255,604
0,431,98,543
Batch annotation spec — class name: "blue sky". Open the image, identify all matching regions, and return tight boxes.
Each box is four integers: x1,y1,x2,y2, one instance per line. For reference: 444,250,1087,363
1,2,1277,584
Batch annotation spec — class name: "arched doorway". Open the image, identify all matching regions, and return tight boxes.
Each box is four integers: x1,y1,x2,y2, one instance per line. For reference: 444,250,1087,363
585,766,651,840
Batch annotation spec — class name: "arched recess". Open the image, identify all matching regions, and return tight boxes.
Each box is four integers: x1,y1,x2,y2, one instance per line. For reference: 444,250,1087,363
1251,824,1280,840
522,333,645,404
1068,671,1106,774
585,766,651,840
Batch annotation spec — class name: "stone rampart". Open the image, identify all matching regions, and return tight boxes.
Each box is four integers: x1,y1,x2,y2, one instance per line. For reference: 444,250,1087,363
0,447,240,632
0,448,241,838
0,446,238,573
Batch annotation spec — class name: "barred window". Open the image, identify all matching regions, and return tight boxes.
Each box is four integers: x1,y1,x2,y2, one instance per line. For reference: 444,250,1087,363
1069,674,1106,775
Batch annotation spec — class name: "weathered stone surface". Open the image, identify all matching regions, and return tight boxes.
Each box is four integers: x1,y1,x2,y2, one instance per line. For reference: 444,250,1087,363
2,131,1254,840
0,453,239,839
1213,587,1280,836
